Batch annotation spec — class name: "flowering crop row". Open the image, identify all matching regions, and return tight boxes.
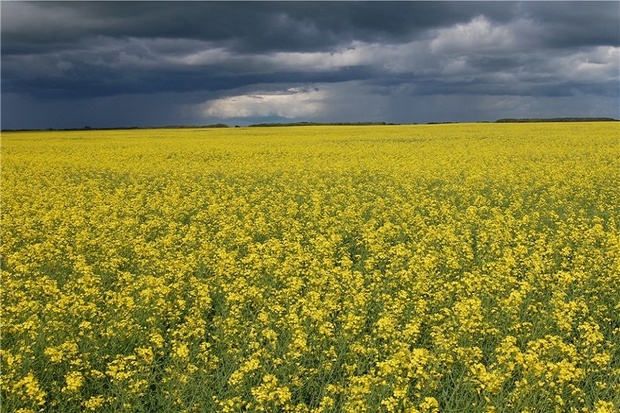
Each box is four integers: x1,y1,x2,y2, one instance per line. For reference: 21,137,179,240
1,123,619,412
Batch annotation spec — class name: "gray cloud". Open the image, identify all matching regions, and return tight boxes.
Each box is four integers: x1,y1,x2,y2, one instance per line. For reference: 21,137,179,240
1,1,618,129
1,2,517,53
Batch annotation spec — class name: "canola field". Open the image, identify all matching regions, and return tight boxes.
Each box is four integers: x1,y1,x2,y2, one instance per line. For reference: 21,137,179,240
1,123,619,413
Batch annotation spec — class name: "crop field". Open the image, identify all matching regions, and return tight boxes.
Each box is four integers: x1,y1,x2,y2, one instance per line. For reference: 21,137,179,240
1,123,619,412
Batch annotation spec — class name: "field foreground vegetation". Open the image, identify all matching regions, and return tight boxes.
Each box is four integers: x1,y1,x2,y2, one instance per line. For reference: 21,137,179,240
1,123,619,412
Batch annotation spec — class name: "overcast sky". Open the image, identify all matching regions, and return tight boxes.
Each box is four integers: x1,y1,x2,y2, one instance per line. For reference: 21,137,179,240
2,1,619,129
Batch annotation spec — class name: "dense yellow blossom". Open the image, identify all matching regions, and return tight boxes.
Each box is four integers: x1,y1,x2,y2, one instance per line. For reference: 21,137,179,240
62,371,84,393
1,123,619,411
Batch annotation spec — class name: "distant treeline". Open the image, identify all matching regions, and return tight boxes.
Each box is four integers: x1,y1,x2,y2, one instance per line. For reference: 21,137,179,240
2,122,392,132
1,124,231,132
495,117,618,123
247,121,395,127
4,118,618,132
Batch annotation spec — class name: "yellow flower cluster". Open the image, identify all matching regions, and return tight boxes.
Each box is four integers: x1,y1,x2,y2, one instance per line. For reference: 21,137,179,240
2,123,618,412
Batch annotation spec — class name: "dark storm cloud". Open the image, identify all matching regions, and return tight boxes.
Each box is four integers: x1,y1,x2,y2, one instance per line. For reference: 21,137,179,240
1,1,618,129
519,2,620,48
2,2,517,53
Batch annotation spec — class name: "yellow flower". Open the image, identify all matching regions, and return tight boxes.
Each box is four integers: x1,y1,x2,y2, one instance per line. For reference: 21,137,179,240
419,397,440,413
82,395,105,410
150,332,165,349
44,346,64,363
594,401,617,413
136,347,155,364
172,341,190,361
62,371,84,393
12,372,46,406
